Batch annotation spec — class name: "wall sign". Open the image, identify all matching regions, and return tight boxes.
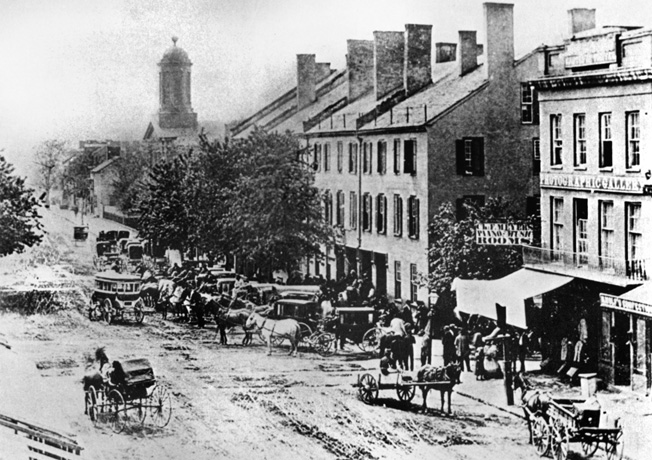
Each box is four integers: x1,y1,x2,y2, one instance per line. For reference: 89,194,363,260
600,293,652,318
475,222,533,245
541,172,645,193
565,33,618,68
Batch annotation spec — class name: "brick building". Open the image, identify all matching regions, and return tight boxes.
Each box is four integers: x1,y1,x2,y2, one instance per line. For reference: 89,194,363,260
232,2,543,304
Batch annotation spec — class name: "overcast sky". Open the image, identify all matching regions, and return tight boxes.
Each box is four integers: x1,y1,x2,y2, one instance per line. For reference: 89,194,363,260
0,0,648,180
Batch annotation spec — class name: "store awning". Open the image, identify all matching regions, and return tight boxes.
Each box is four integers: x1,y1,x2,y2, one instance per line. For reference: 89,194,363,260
453,269,574,329
600,283,652,318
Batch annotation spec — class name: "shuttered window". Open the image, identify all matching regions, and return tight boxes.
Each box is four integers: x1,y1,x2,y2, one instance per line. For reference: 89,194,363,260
455,137,484,176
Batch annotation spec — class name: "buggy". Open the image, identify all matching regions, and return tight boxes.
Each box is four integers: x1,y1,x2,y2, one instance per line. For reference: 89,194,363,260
84,358,172,433
88,271,144,324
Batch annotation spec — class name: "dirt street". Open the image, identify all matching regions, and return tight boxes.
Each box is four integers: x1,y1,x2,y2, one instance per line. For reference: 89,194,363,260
0,209,541,460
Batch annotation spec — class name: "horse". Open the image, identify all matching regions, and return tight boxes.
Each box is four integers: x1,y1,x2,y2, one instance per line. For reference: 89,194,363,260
82,347,109,415
203,293,257,345
415,363,462,414
245,311,301,356
513,373,551,444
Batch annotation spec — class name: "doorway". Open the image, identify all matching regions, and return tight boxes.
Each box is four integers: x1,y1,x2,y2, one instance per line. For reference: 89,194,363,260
612,311,631,386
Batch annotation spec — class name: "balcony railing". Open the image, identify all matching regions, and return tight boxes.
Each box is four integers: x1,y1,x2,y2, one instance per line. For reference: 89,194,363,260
522,245,648,282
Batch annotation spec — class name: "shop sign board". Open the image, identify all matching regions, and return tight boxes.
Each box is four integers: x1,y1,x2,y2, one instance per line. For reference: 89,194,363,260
541,172,645,194
600,293,652,318
565,33,617,68
475,222,533,245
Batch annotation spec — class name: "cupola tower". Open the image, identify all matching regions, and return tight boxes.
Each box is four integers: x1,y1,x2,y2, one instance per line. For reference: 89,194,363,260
158,36,198,130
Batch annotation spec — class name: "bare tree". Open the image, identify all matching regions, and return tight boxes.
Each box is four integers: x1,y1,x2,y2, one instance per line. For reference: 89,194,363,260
34,139,66,205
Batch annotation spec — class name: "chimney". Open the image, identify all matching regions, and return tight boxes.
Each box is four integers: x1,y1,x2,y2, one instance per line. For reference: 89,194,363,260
568,8,596,36
316,62,332,81
484,2,514,81
458,31,478,76
435,42,457,63
347,39,374,101
404,24,432,94
297,54,316,109
374,31,405,100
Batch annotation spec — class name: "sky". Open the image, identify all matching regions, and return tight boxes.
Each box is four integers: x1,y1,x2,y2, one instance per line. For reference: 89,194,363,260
0,0,649,182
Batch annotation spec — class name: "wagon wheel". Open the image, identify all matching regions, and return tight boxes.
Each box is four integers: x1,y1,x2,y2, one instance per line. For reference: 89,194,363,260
605,428,624,460
359,327,381,353
298,322,312,347
532,416,550,457
107,389,127,433
550,424,569,460
125,397,148,426
90,387,104,427
133,302,145,324
396,383,415,402
358,373,378,405
85,388,97,422
102,299,114,324
314,332,336,357
580,434,599,457
148,385,172,428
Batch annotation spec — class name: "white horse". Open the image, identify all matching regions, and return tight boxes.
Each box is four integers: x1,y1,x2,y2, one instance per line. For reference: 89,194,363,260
245,311,301,356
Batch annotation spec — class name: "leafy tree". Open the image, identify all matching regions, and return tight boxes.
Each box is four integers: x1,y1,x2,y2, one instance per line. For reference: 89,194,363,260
0,154,43,256
62,149,95,208
110,145,151,213
428,198,528,320
138,149,195,252
34,139,66,204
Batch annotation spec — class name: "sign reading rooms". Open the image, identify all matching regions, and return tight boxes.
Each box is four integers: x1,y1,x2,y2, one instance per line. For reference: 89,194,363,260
541,173,645,194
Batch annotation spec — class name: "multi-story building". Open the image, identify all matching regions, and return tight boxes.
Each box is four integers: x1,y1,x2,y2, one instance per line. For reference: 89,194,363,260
524,9,652,393
232,2,543,305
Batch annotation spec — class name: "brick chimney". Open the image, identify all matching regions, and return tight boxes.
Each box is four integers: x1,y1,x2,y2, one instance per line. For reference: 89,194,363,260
316,62,332,81
483,2,514,81
297,54,316,109
458,31,478,76
347,39,374,101
404,24,432,94
568,8,596,36
435,42,457,63
374,31,405,100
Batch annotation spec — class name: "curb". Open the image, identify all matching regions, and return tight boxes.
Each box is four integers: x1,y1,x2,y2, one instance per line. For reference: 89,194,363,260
455,390,525,419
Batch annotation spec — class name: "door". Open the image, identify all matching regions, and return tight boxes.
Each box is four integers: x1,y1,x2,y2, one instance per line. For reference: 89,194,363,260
374,252,387,296
613,311,631,386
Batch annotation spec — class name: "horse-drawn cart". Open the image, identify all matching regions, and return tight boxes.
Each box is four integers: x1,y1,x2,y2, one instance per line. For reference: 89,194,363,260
88,271,144,324
84,358,172,433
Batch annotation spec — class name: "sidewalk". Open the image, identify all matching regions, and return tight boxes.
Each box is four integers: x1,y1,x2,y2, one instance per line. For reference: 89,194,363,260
424,338,651,460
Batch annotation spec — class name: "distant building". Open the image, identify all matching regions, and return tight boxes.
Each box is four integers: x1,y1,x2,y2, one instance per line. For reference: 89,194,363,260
143,37,224,152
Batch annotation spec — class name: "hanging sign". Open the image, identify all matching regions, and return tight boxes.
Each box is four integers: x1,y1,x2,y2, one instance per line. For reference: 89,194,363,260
475,222,533,245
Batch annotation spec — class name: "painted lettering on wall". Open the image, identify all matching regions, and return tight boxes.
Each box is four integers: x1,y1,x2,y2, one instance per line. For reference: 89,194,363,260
475,222,533,245
541,173,644,193
600,293,652,318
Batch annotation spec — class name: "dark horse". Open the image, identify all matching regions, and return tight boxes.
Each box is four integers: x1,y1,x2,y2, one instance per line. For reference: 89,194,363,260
415,363,462,414
82,347,109,416
202,293,256,345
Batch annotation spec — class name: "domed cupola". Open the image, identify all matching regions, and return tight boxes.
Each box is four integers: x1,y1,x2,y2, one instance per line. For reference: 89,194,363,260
158,36,197,130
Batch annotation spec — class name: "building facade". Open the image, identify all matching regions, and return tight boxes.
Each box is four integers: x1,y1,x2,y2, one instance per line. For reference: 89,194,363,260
529,9,652,393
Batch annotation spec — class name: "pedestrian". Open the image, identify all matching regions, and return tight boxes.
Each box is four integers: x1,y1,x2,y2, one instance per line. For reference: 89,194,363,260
518,330,529,374
472,329,485,380
455,328,471,372
405,325,415,371
442,325,456,365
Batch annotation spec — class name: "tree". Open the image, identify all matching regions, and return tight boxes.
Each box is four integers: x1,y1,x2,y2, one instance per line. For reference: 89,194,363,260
34,139,66,204
62,149,95,209
110,145,151,213
427,199,527,321
0,154,43,256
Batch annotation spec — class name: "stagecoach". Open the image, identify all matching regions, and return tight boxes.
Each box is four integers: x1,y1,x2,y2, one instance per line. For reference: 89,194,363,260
88,271,144,324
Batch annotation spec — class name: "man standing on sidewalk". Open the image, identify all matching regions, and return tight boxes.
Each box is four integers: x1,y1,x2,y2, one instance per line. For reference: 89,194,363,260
455,328,471,372
442,325,456,365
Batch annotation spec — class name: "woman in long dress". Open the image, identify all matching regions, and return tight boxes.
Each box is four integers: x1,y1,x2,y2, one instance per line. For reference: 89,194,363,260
483,341,503,379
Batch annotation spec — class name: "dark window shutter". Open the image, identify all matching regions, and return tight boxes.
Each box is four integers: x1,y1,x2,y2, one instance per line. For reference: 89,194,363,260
411,140,417,175
472,137,484,176
414,198,420,238
532,89,539,125
455,140,465,175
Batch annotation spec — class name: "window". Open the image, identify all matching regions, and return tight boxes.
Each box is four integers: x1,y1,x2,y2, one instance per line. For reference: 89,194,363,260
323,190,333,225
377,140,387,174
627,111,640,169
599,201,614,268
362,193,372,231
363,142,373,174
393,139,401,174
533,138,540,175
410,263,418,302
574,114,586,167
455,137,484,176
314,143,322,171
349,191,357,229
394,261,402,300
551,114,563,166
521,84,538,124
393,194,403,236
600,113,612,168
403,139,417,175
323,143,331,172
336,190,345,226
376,194,387,234
551,197,564,257
337,141,344,172
407,195,419,239
348,143,358,174
574,199,588,265
626,203,644,278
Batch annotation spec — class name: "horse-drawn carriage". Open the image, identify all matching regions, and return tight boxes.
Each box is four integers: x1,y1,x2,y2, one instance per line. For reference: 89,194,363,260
84,358,172,433
88,271,145,324
335,306,381,352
